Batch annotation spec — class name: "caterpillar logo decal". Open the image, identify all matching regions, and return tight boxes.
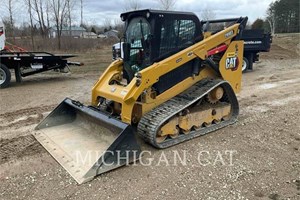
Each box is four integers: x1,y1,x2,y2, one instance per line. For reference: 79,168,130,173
225,44,239,71
225,52,239,71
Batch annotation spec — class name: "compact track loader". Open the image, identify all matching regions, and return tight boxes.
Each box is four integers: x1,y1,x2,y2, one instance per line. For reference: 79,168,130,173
34,10,248,184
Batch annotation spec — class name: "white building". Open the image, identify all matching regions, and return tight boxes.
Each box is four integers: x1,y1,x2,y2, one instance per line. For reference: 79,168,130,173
81,32,98,39
49,26,86,38
104,29,119,39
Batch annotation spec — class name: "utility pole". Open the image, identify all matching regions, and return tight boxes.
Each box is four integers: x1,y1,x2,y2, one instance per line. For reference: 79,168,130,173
80,0,83,26
8,0,15,42
28,0,35,49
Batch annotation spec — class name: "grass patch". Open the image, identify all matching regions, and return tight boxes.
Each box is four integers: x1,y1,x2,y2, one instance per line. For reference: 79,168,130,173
69,46,112,74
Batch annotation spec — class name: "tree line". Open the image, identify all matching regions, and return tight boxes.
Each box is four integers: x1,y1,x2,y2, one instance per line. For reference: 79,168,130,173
2,0,298,50
252,0,299,34
1,0,85,49
0,0,178,50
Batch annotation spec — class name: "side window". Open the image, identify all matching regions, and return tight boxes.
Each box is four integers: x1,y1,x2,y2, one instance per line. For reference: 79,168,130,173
160,19,196,57
178,20,196,44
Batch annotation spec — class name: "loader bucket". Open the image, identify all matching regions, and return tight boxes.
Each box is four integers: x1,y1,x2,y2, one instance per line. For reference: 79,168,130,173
34,98,141,184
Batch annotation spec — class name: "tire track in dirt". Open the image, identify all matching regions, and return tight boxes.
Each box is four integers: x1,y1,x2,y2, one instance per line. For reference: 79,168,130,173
0,105,56,164
0,135,45,165
0,104,56,129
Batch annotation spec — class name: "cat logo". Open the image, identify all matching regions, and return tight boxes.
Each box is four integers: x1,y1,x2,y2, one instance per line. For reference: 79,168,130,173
225,52,239,71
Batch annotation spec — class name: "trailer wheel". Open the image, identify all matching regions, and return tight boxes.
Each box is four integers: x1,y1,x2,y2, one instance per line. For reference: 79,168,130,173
0,64,11,88
242,57,249,73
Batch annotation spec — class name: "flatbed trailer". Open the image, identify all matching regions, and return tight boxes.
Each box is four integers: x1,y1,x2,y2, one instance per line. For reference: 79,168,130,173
0,51,80,88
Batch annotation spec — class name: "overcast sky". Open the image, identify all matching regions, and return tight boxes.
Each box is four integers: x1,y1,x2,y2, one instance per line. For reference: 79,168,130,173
0,0,274,26
82,0,274,25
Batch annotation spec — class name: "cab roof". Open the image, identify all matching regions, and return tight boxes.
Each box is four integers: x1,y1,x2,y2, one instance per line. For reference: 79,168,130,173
120,9,199,21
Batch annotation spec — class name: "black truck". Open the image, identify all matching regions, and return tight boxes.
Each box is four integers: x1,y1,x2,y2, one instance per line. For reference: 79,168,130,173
201,18,272,72
241,29,272,72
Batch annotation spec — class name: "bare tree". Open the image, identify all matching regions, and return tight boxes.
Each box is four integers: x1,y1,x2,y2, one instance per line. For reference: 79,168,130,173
29,0,48,37
46,1,50,28
80,0,83,26
2,0,17,41
157,0,176,10
246,20,252,29
67,0,71,36
25,0,35,48
201,8,216,21
49,0,68,49
114,18,125,38
124,0,141,11
66,0,76,36
103,18,112,31
266,2,276,35
0,4,4,18
8,0,14,35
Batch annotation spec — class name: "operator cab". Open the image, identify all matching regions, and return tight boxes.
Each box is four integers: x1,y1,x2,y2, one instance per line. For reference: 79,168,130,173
120,9,203,82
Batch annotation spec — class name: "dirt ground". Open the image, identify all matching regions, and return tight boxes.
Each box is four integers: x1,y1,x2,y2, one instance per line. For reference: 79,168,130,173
0,34,299,200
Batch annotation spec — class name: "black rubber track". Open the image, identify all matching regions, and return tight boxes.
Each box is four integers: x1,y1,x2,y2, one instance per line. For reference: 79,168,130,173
137,79,239,149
